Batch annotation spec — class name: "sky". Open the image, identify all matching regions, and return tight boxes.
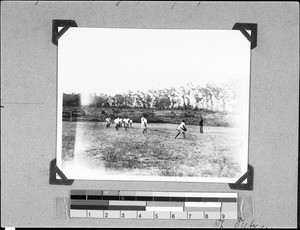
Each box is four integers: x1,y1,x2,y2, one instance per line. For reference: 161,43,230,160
58,27,251,102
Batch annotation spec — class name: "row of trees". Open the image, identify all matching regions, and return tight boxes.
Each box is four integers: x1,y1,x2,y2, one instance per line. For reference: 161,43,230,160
63,80,239,112
63,93,81,107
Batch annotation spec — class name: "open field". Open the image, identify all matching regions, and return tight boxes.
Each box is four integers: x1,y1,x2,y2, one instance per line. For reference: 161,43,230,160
61,121,242,179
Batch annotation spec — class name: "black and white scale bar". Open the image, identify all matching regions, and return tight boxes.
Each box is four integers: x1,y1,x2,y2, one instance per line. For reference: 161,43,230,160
69,190,238,220
70,190,238,202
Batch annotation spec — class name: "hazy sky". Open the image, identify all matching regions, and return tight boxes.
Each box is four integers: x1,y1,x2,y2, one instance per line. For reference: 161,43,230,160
58,28,250,98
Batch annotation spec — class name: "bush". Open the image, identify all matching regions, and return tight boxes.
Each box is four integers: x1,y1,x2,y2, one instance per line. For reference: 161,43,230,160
193,106,199,111
183,111,195,118
147,117,165,123
169,111,176,118
200,108,216,114
142,111,155,118
112,109,120,114
186,104,194,110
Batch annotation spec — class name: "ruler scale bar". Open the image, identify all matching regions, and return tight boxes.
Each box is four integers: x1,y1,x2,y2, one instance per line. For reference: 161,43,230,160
154,197,170,201
185,207,221,212
69,190,238,220
185,202,222,207
186,197,203,202
120,196,136,201
71,205,109,210
147,201,184,207
136,196,154,201
109,206,146,211
109,201,147,206
146,206,184,212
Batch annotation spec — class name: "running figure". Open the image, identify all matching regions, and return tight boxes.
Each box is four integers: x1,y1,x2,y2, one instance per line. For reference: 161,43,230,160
141,116,148,134
175,120,187,139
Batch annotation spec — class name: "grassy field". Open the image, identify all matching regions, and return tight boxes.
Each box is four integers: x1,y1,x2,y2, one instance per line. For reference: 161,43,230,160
61,121,242,179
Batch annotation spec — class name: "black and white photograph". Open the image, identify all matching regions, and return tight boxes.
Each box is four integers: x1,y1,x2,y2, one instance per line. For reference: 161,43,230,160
56,28,250,182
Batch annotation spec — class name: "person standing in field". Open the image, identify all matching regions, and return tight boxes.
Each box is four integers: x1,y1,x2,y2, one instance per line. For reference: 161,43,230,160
124,118,130,131
105,117,111,129
114,117,121,131
175,120,187,139
141,116,148,134
129,119,133,128
199,115,204,133
122,118,126,128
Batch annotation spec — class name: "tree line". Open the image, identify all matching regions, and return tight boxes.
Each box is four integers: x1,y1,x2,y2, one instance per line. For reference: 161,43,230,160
63,80,239,112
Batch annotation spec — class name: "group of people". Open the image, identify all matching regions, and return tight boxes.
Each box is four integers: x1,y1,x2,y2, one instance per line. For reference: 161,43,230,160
105,115,204,138
105,117,133,131
105,116,147,133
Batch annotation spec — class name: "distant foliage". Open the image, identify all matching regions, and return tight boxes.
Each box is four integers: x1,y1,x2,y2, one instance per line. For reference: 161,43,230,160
112,109,120,114
142,111,155,118
183,111,195,118
169,111,176,118
193,105,200,111
64,80,239,112
63,93,81,106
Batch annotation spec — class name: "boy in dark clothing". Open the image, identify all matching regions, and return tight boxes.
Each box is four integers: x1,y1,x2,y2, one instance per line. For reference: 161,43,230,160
199,116,204,133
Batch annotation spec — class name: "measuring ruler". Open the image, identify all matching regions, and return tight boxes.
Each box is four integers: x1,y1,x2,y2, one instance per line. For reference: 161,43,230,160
69,190,237,220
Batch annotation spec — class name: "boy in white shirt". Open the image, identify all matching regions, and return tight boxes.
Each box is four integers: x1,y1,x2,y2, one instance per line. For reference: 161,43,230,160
114,117,121,131
141,116,148,134
105,117,111,129
123,118,130,131
175,120,186,139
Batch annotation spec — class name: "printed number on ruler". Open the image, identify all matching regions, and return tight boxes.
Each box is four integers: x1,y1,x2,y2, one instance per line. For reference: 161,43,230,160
120,211,137,219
